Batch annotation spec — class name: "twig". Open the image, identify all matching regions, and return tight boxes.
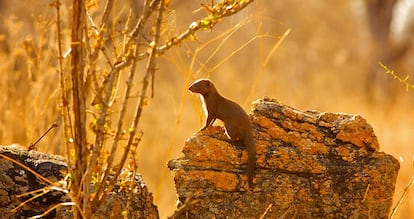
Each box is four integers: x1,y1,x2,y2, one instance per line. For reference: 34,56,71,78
54,0,74,176
11,189,53,213
30,202,80,219
362,184,370,203
389,175,414,218
27,120,59,151
167,193,200,219
125,133,141,214
191,21,246,77
379,62,414,91
156,0,255,56
70,0,88,217
244,28,290,106
259,204,273,219
263,28,291,67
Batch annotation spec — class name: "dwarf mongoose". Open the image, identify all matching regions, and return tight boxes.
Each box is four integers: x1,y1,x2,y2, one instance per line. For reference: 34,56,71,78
189,79,256,188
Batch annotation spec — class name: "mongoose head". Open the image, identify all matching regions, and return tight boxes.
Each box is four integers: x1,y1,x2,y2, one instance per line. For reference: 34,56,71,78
188,79,216,96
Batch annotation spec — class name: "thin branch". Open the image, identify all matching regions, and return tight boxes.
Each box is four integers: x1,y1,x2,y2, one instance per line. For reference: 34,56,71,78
259,204,273,219
244,28,291,106
379,62,414,91
28,120,59,151
194,22,245,76
12,189,53,213
55,0,74,175
91,0,163,212
70,0,88,217
156,0,255,56
210,34,258,73
100,0,114,29
390,175,414,218
167,193,200,219
30,202,80,219
263,28,291,67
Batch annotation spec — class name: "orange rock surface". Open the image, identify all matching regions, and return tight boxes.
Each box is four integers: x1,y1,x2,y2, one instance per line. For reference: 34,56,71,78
168,98,399,218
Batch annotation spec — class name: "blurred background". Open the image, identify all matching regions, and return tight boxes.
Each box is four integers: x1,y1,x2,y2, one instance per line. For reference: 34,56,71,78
0,0,413,218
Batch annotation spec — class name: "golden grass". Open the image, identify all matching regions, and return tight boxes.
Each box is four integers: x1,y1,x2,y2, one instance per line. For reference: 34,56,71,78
0,0,413,218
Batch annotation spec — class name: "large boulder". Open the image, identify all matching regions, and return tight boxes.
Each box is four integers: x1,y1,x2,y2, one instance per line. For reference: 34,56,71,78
168,98,399,218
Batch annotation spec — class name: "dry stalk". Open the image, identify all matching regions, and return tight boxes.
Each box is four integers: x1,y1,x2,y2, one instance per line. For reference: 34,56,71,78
55,0,74,176
167,193,200,219
390,175,414,218
90,0,163,212
70,0,88,217
259,204,273,219
27,120,59,151
379,62,414,91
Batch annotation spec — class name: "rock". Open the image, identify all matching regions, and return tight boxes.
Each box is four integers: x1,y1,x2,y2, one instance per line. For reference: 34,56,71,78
0,145,159,218
168,97,399,218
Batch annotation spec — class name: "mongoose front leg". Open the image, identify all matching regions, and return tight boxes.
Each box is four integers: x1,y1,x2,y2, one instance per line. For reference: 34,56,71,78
201,115,216,131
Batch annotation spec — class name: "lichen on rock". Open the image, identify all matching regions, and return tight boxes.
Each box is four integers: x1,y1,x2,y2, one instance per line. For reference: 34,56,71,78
168,97,399,218
0,145,159,218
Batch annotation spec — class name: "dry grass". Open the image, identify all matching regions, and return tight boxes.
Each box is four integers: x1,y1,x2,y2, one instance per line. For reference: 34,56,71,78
1,0,413,218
